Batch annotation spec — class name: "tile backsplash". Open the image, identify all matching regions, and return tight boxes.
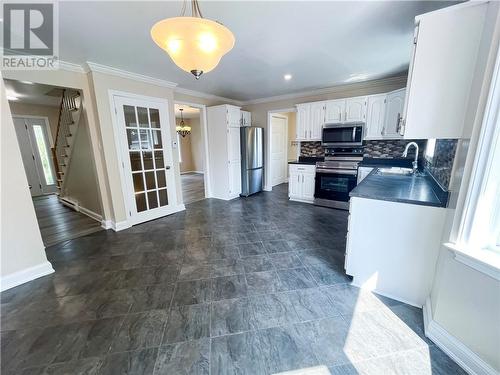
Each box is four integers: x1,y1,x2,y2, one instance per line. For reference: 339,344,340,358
363,139,427,159
299,141,324,156
424,139,458,190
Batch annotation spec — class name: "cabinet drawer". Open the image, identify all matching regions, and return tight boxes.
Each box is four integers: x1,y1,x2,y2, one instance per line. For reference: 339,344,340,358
289,164,316,174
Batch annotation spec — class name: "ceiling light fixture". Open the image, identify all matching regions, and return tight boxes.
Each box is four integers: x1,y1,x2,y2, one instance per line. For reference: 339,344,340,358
151,0,235,80
284,74,292,81
176,108,192,137
7,95,18,101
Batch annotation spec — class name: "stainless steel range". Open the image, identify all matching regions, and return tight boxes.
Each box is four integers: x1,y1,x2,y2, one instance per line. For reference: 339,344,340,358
314,147,363,210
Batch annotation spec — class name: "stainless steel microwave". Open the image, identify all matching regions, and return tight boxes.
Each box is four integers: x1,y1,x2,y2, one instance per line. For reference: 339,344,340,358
322,123,364,147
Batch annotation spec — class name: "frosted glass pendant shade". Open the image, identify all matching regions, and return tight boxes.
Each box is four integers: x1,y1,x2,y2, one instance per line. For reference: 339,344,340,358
151,17,235,79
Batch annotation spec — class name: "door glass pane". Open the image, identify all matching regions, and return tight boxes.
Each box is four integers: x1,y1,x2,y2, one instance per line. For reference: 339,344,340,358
154,151,164,169
133,173,144,192
149,108,160,128
129,152,142,171
152,130,162,149
139,130,152,150
158,189,168,207
145,171,156,190
124,105,137,127
156,170,166,188
137,107,149,128
143,151,154,170
136,193,147,212
32,125,54,185
148,191,158,209
127,129,140,150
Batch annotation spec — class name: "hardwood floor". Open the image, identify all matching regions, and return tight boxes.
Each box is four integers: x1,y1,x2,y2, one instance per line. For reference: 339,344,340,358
181,172,205,205
33,195,102,247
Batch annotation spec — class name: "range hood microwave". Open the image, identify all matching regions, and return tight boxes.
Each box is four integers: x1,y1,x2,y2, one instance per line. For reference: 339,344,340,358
322,122,364,147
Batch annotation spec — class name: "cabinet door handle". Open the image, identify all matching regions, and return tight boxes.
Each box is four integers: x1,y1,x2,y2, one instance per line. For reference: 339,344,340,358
344,110,347,122
297,175,300,183
302,175,304,183
396,113,402,133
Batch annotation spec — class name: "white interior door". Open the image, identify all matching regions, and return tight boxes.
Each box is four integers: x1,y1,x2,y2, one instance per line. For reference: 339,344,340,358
270,115,287,186
13,116,57,196
113,95,178,225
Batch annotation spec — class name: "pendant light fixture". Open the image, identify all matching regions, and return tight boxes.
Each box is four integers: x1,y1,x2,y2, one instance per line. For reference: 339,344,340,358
151,0,235,79
176,108,191,137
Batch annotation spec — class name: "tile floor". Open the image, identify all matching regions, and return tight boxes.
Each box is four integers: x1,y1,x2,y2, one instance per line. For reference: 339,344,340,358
0,184,465,375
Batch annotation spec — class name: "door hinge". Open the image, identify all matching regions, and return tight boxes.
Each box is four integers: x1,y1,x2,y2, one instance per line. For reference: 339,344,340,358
122,161,125,168
384,99,387,104
32,154,35,160
39,183,42,189
129,210,131,216
25,124,28,130
114,107,117,114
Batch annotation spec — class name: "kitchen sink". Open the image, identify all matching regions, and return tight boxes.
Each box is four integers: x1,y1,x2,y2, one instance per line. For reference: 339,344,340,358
376,167,415,176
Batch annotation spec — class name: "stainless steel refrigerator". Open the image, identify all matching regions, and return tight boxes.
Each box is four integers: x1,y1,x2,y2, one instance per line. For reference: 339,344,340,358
240,127,264,197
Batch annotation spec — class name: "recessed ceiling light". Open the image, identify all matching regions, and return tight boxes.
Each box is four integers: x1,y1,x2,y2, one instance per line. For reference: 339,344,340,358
284,74,292,81
19,80,34,85
7,95,18,101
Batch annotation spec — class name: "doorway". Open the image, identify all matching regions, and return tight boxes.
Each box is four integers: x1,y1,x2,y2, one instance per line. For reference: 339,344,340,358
174,101,210,205
267,108,298,190
12,116,57,196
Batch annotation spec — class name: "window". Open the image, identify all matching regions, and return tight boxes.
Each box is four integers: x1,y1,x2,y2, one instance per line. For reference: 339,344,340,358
32,125,55,185
177,133,182,163
451,50,500,279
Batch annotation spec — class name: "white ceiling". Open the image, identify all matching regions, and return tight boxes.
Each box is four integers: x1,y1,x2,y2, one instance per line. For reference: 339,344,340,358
5,79,63,107
58,1,456,101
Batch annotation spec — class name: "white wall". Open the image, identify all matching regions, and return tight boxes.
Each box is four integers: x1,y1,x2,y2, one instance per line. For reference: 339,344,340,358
426,4,500,372
1,77,53,289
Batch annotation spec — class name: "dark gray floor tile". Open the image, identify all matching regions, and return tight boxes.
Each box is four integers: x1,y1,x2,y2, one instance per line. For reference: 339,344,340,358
245,271,282,295
211,275,247,301
249,292,300,329
127,284,175,313
45,357,102,375
262,240,294,253
210,259,244,278
53,317,124,363
258,230,284,241
257,324,319,373
163,304,210,344
120,266,178,288
178,264,212,281
111,310,168,352
276,267,317,291
241,255,274,273
208,245,240,260
98,348,158,375
211,298,255,336
235,232,261,244
388,304,431,344
237,242,266,257
296,248,344,268
322,284,401,316
154,338,209,375
289,288,341,321
17,366,48,375
172,280,212,306
210,331,268,375
268,252,303,269
306,263,351,286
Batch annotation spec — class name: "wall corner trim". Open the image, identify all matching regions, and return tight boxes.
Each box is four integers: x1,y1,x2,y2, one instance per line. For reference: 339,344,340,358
423,297,498,375
85,61,178,89
1,261,54,292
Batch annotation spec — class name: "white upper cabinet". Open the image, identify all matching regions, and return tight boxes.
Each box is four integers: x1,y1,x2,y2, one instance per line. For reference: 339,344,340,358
309,102,326,140
365,94,387,139
325,99,345,123
345,97,367,123
296,104,310,141
401,2,488,139
241,110,251,127
384,89,405,138
227,105,242,128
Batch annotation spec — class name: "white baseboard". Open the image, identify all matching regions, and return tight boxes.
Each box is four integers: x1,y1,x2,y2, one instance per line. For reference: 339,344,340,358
350,280,422,308
78,205,102,222
263,185,272,192
59,196,102,223
181,170,204,175
423,297,497,375
1,261,54,291
100,219,130,231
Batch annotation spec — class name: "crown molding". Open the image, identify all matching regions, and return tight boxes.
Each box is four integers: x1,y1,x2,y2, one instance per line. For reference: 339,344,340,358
58,60,86,73
240,75,408,106
174,86,243,106
85,61,178,89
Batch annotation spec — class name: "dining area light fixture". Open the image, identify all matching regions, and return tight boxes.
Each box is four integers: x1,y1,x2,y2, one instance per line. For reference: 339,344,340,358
176,108,191,137
150,0,235,79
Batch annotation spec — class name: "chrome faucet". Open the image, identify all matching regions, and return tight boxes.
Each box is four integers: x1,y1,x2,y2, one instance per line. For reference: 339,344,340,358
402,142,419,173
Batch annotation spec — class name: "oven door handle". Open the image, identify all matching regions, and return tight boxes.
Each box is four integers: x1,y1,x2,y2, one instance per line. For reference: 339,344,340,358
316,169,358,175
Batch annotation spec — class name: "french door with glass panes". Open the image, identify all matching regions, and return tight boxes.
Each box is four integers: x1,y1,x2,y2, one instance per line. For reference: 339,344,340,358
113,95,177,225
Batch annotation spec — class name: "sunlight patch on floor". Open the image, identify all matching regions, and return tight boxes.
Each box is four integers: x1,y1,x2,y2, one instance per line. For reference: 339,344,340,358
274,365,332,375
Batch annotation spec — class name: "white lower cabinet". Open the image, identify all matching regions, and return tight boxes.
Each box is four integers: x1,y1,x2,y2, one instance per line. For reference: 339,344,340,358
288,164,316,203
345,197,446,306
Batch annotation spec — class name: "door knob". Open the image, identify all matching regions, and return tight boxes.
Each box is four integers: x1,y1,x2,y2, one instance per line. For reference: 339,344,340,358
165,166,171,170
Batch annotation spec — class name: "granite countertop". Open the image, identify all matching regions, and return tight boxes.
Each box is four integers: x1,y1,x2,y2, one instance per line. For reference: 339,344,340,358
359,157,416,168
288,156,324,165
350,168,448,208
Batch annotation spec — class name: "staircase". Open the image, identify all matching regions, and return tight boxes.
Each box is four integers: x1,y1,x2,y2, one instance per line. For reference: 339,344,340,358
53,89,82,194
